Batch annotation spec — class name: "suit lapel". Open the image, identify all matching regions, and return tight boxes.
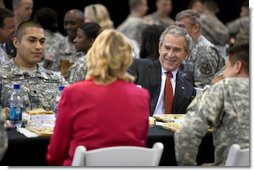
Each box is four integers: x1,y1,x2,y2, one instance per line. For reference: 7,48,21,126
147,60,161,114
173,72,188,113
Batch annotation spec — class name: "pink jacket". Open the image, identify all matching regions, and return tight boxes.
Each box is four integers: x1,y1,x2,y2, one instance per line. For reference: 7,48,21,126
47,79,150,166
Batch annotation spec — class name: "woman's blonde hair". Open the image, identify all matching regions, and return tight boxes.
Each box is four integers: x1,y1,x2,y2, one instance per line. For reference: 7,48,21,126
86,29,134,85
84,4,114,29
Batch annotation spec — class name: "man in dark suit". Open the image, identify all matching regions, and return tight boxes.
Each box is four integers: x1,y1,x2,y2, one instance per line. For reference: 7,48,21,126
129,25,196,115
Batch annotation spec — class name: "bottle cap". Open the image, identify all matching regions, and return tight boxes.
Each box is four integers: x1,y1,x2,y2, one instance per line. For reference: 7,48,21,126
13,83,20,90
59,85,64,91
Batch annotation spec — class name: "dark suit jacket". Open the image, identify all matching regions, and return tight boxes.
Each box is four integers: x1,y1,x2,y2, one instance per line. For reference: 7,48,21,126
5,40,16,58
128,58,153,83
129,59,196,116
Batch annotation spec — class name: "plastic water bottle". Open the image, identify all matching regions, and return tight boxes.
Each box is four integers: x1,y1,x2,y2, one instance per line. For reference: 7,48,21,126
54,85,64,118
9,83,23,127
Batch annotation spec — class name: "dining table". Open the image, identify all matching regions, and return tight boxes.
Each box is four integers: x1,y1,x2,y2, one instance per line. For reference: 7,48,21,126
0,125,214,166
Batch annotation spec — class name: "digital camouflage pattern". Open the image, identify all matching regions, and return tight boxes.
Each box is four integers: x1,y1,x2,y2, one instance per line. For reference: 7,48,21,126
227,17,249,37
200,14,229,46
64,55,87,84
145,12,175,28
186,35,225,88
0,108,7,161
0,59,69,111
117,15,148,46
43,30,64,57
234,26,249,46
174,77,249,166
0,47,10,65
44,37,83,71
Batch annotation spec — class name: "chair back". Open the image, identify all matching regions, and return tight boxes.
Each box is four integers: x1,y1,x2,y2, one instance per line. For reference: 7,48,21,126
72,142,164,166
225,144,249,166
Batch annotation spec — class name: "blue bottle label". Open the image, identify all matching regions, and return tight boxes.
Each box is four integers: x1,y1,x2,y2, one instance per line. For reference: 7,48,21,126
10,107,22,121
10,107,16,121
15,107,22,121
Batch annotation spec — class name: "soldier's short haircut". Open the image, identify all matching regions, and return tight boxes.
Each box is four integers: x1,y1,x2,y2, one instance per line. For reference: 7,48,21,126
129,0,146,10
34,7,58,32
203,0,218,12
227,43,249,74
12,0,22,9
0,8,14,28
159,25,192,51
175,9,201,27
15,20,43,41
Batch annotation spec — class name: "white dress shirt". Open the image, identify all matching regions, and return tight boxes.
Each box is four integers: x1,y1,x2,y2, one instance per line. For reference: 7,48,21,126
153,68,178,115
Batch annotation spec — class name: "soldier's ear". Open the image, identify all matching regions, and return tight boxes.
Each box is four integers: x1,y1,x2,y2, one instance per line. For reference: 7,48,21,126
13,37,19,49
89,38,94,47
184,49,190,59
234,61,243,74
192,23,199,34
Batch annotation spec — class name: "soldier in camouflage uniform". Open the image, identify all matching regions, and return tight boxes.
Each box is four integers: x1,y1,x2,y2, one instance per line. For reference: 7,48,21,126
0,21,68,112
144,0,174,28
44,9,84,71
211,25,249,84
117,0,149,46
0,8,16,65
64,22,102,84
0,47,10,65
175,9,225,88
174,43,249,166
33,7,65,65
234,26,249,46
0,107,7,161
200,0,229,55
227,0,249,42
64,56,87,84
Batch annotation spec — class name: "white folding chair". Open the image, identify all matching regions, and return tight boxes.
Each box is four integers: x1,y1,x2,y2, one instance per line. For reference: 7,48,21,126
72,142,164,166
225,144,249,166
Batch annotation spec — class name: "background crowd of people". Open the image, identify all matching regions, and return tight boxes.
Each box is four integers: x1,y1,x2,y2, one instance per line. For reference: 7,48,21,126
0,0,247,34
0,0,250,167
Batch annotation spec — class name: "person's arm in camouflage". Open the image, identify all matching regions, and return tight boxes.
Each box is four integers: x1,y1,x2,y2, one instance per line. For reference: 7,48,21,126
174,82,224,165
0,108,8,161
57,73,69,87
64,57,88,84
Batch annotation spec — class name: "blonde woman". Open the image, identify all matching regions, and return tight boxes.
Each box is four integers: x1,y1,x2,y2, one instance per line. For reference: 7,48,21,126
47,29,150,166
84,3,114,29
84,3,141,58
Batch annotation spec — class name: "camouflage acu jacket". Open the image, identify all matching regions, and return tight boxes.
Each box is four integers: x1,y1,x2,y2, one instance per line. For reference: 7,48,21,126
174,77,249,166
185,35,225,88
44,37,83,71
0,109,7,161
0,47,10,65
0,60,69,111
64,55,87,84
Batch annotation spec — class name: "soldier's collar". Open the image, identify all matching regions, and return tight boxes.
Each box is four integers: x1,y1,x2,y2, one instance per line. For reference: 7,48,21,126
34,65,50,78
9,59,32,76
12,58,38,70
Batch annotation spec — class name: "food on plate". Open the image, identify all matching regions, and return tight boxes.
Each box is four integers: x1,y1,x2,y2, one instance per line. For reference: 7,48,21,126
162,122,183,132
27,126,53,136
162,122,213,133
26,108,54,115
149,117,156,126
153,114,184,122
